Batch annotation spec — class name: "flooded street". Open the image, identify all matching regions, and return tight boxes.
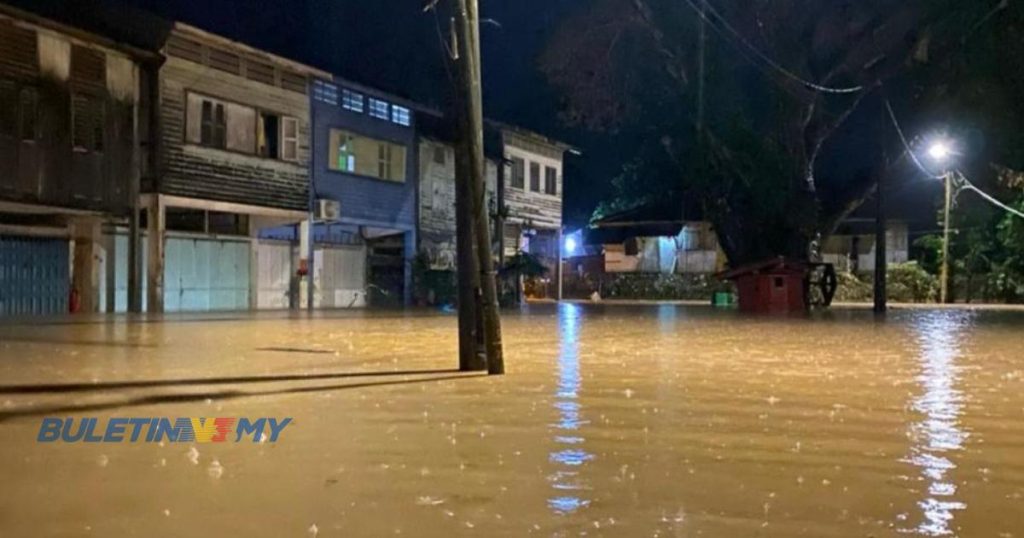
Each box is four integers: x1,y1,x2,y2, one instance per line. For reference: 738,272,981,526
0,304,1022,537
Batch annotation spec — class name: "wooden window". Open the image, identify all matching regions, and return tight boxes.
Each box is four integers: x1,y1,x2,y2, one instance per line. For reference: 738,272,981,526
544,166,558,195
245,58,276,86
281,117,299,161
0,22,37,78
19,87,37,142
165,35,204,63
72,93,104,152
71,45,106,90
529,162,541,192
187,93,261,153
510,157,525,189
280,71,307,94
0,80,15,137
207,46,241,75
258,112,279,158
200,99,226,149
328,129,406,181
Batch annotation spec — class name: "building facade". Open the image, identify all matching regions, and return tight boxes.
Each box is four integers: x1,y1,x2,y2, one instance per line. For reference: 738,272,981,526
416,110,499,271
0,4,158,316
138,23,329,313
262,78,420,307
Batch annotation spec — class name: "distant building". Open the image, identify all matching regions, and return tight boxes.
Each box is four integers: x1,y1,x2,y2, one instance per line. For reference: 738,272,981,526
821,219,909,273
415,109,499,271
413,113,571,298
580,204,723,275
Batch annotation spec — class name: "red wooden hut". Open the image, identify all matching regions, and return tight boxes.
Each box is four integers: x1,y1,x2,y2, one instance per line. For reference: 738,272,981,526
719,257,810,313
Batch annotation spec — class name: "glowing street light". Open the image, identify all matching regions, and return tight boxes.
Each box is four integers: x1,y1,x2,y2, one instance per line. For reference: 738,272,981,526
564,236,577,256
928,140,952,163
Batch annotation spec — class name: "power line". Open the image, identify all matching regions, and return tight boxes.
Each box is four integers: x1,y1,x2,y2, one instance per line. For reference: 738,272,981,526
956,172,1024,220
679,0,864,95
883,98,944,180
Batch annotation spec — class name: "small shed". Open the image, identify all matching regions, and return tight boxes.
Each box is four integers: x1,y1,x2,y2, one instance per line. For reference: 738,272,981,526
719,257,809,313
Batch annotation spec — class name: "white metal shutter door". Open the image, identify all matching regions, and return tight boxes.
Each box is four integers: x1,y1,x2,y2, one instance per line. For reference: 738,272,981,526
165,236,251,312
314,245,366,308
256,241,293,310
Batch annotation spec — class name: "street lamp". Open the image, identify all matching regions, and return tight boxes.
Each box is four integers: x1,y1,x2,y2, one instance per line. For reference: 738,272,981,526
926,138,956,304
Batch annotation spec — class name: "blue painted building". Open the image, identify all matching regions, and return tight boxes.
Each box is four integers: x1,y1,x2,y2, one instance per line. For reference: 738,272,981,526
263,77,419,306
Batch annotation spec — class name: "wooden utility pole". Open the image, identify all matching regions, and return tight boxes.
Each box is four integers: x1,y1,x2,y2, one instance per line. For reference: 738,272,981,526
452,0,504,374
454,142,486,371
940,171,952,304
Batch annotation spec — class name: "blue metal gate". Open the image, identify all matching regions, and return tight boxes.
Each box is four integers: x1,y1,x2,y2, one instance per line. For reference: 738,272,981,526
0,236,70,316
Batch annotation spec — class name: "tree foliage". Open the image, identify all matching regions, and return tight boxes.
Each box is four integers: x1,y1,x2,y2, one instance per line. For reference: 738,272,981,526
541,0,1023,266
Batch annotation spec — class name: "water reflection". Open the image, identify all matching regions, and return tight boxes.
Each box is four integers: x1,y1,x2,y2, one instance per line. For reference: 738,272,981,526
904,312,971,536
548,303,593,514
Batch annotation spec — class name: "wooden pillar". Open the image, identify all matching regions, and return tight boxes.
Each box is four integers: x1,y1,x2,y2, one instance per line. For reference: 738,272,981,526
146,194,165,313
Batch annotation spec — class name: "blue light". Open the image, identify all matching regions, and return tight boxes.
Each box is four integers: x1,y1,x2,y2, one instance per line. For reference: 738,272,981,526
564,236,577,255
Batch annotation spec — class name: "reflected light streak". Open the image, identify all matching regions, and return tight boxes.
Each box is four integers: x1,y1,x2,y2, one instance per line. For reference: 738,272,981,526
903,312,971,536
548,303,593,515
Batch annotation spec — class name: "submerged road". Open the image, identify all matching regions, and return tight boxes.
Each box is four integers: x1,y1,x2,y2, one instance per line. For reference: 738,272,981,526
0,304,1021,537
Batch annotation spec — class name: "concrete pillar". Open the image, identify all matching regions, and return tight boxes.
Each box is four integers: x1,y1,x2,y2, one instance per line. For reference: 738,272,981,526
104,231,117,313
557,227,564,302
146,195,165,313
71,218,103,314
404,228,416,306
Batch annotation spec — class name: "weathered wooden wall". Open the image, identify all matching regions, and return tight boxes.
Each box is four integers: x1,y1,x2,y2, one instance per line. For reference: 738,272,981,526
0,16,138,215
156,28,311,211
417,138,497,270
502,130,563,230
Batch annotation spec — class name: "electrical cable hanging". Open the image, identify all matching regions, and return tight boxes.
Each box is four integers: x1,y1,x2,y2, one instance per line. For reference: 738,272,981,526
883,98,944,180
956,172,1024,220
679,0,864,95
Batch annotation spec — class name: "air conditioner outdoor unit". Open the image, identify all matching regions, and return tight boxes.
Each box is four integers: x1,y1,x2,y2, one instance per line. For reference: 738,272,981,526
315,199,341,221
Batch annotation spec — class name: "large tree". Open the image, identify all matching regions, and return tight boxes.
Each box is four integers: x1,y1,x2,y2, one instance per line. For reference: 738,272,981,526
541,0,1016,266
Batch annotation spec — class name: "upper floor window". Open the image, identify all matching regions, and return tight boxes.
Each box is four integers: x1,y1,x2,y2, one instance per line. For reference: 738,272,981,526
391,105,411,126
1,82,42,143
510,157,525,189
328,128,406,182
313,80,338,105
199,98,227,149
529,162,541,192
368,98,389,120
186,91,296,160
342,89,364,113
433,146,446,165
257,113,300,161
72,93,105,153
544,166,558,195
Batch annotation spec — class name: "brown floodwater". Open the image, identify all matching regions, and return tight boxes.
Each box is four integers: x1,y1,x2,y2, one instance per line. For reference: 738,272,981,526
0,304,1022,537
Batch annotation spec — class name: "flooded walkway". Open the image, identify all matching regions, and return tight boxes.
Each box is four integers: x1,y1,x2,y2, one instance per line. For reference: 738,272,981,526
0,305,1022,537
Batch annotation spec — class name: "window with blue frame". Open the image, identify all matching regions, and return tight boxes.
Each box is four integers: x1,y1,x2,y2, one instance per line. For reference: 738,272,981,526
391,105,411,126
342,89,364,113
368,98,389,120
313,80,338,105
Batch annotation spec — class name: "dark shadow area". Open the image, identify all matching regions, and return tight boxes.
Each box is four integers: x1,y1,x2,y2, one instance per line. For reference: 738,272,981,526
256,347,336,355
0,368,463,394
0,372,487,423
0,337,157,349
